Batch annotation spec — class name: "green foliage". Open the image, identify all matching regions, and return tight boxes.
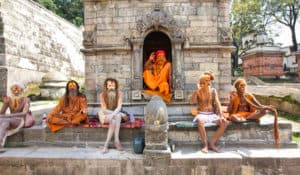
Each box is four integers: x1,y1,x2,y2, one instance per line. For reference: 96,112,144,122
265,0,300,51
230,0,300,71
268,95,300,105
230,0,272,70
280,111,300,122
34,0,57,12
282,95,300,105
34,0,83,27
292,134,300,148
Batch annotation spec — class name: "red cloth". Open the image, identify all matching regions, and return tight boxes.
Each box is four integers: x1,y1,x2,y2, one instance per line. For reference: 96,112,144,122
65,117,144,129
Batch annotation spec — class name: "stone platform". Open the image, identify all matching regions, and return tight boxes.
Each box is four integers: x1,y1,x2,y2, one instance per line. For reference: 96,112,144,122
0,146,300,175
15,103,296,149
2,103,300,175
6,117,296,149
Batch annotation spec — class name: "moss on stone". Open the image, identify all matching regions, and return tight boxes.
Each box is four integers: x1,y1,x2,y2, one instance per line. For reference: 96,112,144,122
292,134,300,148
279,111,300,122
268,95,300,106
24,83,41,97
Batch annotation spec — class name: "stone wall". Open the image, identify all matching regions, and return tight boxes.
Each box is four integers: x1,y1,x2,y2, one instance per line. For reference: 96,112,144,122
1,149,300,175
297,51,300,81
83,0,233,103
0,0,84,95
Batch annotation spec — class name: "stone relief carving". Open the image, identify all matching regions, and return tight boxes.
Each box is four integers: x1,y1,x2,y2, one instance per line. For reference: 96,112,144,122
136,7,183,40
83,25,97,47
218,27,232,44
0,67,7,94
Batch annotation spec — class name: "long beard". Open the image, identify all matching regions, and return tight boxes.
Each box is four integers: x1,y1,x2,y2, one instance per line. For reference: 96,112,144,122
69,89,78,97
106,90,118,110
10,95,23,112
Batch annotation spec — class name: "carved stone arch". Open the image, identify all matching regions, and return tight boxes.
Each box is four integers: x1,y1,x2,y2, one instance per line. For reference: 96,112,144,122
130,7,185,101
135,7,184,41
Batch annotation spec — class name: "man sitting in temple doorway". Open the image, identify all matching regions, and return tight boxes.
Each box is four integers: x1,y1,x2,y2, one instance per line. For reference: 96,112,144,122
98,78,125,153
189,73,228,153
143,50,172,104
46,80,88,132
0,82,32,152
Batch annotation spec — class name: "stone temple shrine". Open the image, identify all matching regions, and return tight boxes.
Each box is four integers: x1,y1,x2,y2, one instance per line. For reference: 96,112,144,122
2,1,300,175
82,0,234,104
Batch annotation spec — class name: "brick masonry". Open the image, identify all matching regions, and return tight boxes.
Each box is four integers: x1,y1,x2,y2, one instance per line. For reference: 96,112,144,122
82,0,234,103
0,0,84,95
242,46,284,77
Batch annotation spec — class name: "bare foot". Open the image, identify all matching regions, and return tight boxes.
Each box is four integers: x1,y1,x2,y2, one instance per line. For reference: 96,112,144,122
201,145,208,153
208,143,221,153
114,142,124,151
102,147,109,154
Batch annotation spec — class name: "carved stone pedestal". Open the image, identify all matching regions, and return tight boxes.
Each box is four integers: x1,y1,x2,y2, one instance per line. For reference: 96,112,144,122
143,95,171,175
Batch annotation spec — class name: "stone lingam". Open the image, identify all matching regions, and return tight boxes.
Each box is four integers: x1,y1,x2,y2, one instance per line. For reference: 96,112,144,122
144,95,169,151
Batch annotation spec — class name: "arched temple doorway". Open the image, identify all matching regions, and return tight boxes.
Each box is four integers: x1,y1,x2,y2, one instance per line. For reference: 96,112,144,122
142,31,173,103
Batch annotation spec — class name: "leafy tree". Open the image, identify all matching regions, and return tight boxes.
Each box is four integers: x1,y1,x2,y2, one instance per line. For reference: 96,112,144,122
230,0,271,71
34,0,83,27
266,0,300,51
54,0,83,26
33,0,57,12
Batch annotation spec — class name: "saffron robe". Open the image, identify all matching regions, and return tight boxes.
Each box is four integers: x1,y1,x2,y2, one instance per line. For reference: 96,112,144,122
143,62,171,104
228,93,256,120
47,95,87,132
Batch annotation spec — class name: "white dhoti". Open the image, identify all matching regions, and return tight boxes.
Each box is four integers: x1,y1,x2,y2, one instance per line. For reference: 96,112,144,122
193,112,220,124
98,109,126,124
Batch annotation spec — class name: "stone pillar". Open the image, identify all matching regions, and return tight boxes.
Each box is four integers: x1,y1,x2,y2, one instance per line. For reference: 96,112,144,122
143,96,170,175
131,38,144,100
172,39,185,100
297,51,300,81
0,67,7,95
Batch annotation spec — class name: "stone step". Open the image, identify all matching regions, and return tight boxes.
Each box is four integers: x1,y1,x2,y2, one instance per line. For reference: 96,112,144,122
7,119,296,148
169,120,297,148
7,125,144,148
1,146,300,175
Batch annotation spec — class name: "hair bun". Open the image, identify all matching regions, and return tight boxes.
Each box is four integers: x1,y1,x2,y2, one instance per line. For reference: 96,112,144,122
204,71,214,81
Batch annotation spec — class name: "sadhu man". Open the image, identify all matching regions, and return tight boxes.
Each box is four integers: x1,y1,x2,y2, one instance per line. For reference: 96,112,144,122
143,50,172,104
227,78,279,147
189,73,228,153
46,80,87,132
98,78,125,153
0,83,32,151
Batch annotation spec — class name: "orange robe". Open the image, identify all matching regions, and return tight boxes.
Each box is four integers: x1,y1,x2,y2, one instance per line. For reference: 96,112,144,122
143,62,171,104
228,93,256,120
47,95,87,132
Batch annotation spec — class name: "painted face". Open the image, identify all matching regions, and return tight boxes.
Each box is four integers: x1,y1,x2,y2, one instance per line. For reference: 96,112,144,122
156,53,167,65
107,81,116,91
10,85,23,96
199,75,211,89
237,81,246,94
68,82,77,89
199,81,208,88
68,82,78,96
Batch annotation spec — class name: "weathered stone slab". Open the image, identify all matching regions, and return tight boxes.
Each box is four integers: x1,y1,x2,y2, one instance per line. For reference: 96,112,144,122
1,147,300,175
